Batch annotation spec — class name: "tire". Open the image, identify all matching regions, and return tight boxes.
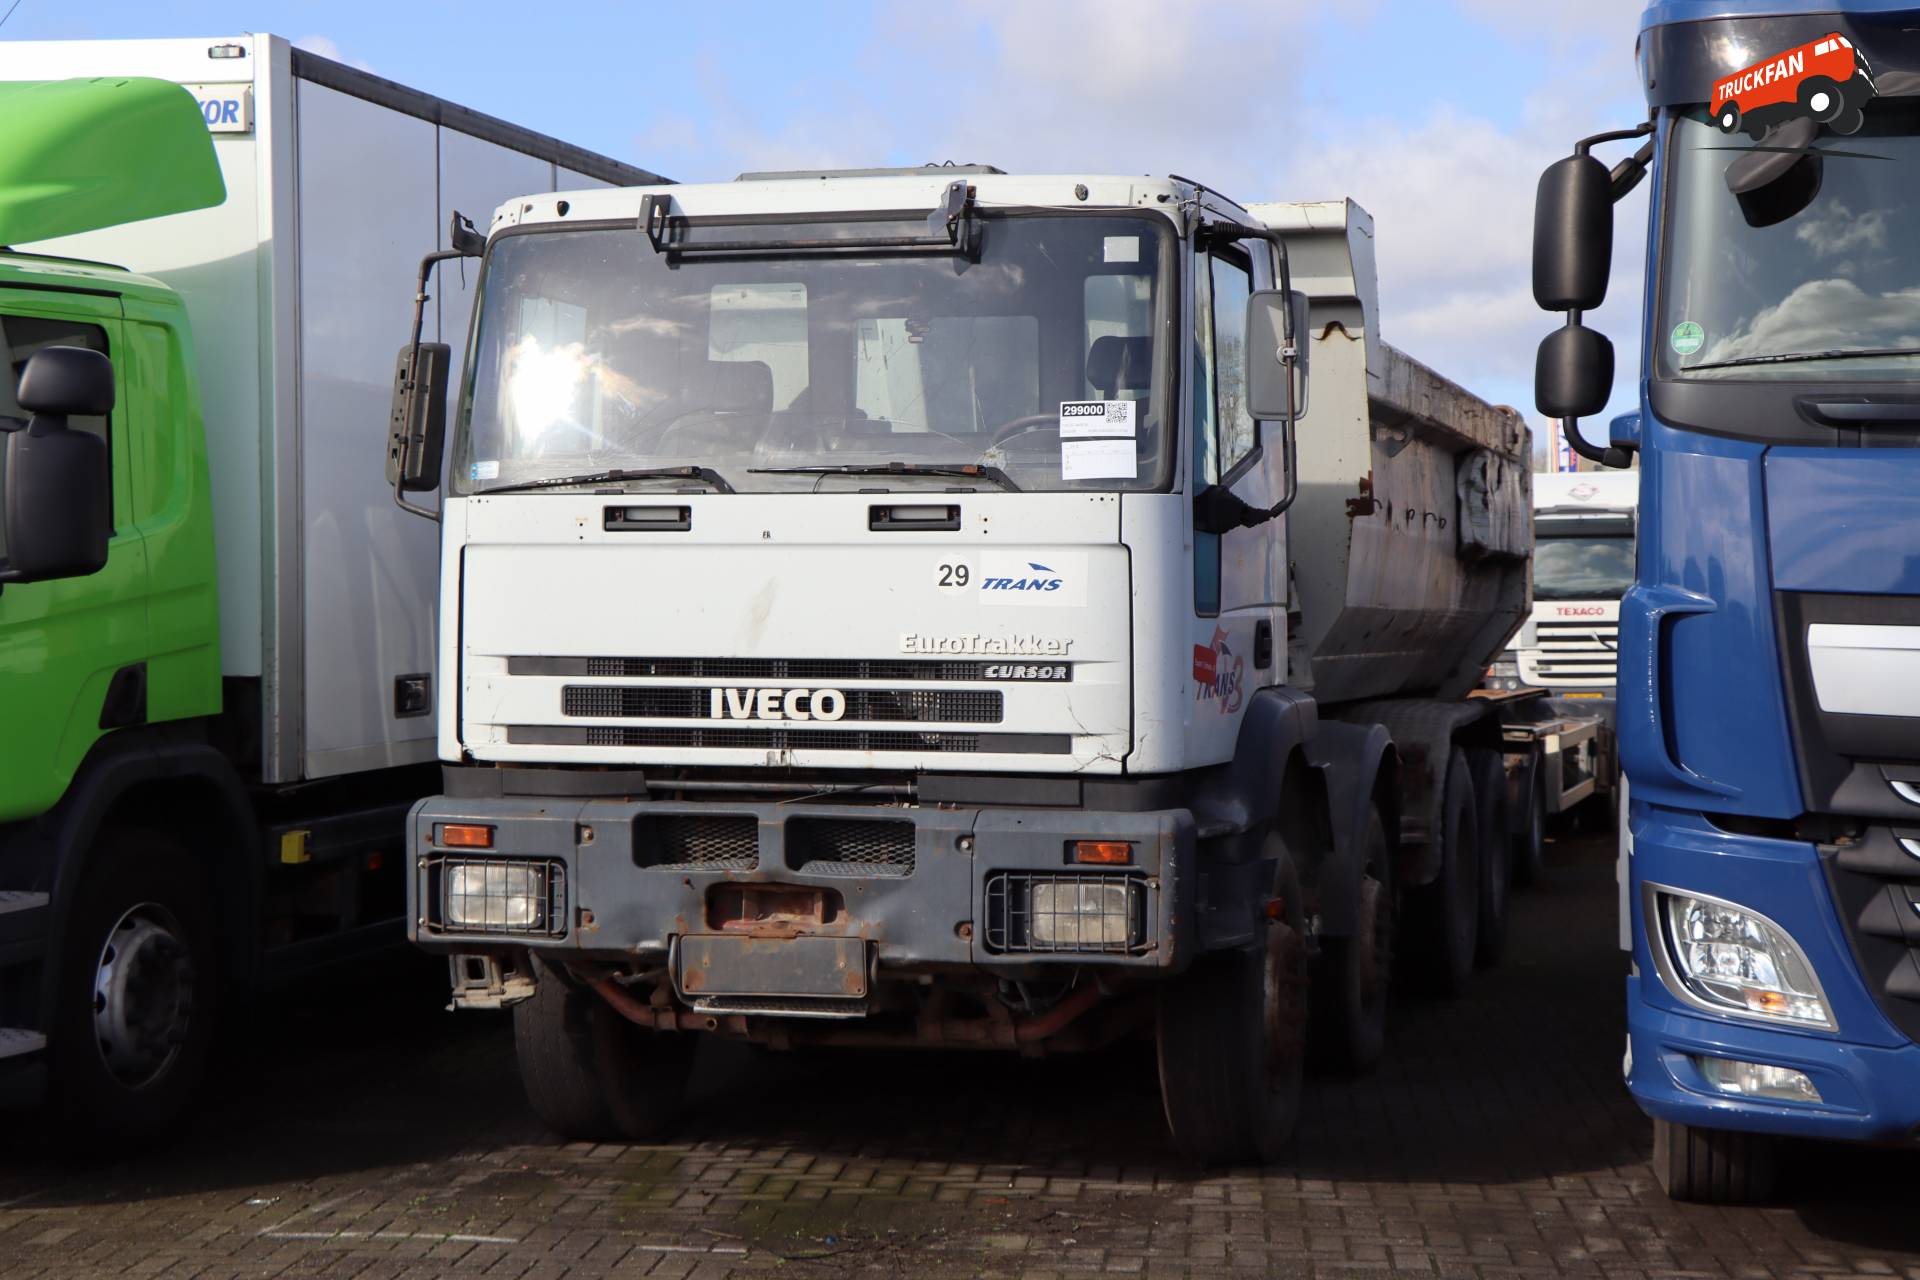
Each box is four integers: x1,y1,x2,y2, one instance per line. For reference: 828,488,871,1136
1470,750,1512,968
1830,104,1865,136
1798,75,1844,123
46,829,220,1142
1311,806,1392,1073
1716,101,1741,134
1652,1117,1778,1204
513,957,695,1141
1400,749,1479,998
1157,831,1309,1164
1512,757,1547,888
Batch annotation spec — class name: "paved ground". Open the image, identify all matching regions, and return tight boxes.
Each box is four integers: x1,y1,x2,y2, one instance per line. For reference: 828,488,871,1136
3,830,1919,1279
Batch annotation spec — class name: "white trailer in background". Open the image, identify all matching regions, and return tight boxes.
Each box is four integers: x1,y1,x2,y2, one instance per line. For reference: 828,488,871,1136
0,34,660,1136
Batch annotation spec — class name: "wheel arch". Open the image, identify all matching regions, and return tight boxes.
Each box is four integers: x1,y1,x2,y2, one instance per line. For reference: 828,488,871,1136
29,725,255,999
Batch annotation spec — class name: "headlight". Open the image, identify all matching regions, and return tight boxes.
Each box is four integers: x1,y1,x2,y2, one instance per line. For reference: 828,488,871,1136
1031,879,1132,948
440,859,563,933
1483,658,1524,692
1652,888,1833,1029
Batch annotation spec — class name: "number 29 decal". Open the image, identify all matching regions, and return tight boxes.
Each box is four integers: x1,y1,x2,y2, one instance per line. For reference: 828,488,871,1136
936,562,972,589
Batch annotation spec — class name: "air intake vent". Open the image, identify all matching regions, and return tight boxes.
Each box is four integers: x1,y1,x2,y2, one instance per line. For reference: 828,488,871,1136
787,818,915,877
509,726,1071,755
634,815,758,871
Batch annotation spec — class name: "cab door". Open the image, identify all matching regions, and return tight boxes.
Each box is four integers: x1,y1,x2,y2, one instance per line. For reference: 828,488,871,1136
0,288,147,824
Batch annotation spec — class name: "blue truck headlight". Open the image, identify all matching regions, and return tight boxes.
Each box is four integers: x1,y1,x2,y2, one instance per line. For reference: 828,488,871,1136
1650,886,1833,1030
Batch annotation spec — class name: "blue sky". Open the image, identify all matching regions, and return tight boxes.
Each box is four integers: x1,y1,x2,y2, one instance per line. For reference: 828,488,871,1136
5,0,1652,458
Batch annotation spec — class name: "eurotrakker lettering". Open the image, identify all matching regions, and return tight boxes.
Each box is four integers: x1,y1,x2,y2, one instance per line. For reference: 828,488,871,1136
901,633,1074,656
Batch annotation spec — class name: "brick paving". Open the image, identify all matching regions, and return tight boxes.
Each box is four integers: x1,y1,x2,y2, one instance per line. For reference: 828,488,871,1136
3,831,1919,1278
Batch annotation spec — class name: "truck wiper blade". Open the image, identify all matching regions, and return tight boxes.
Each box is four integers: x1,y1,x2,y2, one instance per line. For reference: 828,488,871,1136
748,461,1021,492
475,465,735,496
1685,347,1920,372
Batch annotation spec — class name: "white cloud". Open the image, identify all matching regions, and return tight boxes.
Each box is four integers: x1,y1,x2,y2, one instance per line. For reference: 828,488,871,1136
293,34,376,74
1696,278,1920,362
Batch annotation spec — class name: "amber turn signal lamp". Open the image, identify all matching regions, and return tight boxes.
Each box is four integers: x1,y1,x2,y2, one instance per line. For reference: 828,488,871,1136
1071,840,1133,865
438,823,494,849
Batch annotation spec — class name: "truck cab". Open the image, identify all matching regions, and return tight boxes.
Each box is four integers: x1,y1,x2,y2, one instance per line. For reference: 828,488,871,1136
399,170,1541,1163
1532,0,1920,1203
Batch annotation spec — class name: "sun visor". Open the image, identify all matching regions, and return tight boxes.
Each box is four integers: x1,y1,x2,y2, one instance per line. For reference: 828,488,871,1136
1638,12,1920,109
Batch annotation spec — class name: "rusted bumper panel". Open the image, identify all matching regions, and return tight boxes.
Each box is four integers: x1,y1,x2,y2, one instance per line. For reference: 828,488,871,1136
405,795,1195,976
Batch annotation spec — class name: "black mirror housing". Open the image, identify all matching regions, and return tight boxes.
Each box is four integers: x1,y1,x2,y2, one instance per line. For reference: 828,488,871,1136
386,341,451,493
1535,325,1614,420
3,422,111,584
1533,154,1614,311
1244,288,1310,422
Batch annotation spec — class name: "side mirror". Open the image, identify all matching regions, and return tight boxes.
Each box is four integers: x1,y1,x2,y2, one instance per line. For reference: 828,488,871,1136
1245,288,1310,422
1535,324,1614,420
1533,154,1613,311
386,341,451,493
1,347,113,584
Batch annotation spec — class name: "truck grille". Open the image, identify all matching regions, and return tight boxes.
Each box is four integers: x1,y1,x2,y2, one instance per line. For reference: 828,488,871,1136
562,686,1003,723
1824,828,1920,1045
634,814,760,871
1520,621,1618,688
513,655,1059,681
787,818,915,877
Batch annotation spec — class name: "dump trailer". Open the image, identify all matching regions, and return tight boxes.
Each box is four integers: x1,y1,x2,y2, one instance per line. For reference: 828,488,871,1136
392,176,1545,1162
1532,1,1920,1203
0,35,658,1136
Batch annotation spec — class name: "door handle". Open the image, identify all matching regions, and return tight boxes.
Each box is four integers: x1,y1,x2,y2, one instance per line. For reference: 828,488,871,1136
869,504,960,532
1618,584,1740,799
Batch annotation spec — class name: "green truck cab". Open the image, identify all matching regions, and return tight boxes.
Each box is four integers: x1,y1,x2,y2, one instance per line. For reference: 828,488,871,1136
0,42,656,1136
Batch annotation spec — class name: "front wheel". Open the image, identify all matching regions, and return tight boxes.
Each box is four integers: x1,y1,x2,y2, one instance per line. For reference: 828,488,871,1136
1652,1117,1778,1203
1156,832,1308,1164
514,958,695,1141
1798,75,1845,123
47,830,220,1141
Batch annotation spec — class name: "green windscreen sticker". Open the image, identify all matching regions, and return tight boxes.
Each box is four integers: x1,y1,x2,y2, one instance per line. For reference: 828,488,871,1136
1670,321,1705,356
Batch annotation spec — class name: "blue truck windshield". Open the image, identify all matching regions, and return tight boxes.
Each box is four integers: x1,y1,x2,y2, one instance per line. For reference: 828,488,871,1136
453,214,1175,495
1658,100,1920,382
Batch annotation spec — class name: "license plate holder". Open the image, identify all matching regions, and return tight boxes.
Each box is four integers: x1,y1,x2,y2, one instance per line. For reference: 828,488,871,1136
676,934,867,999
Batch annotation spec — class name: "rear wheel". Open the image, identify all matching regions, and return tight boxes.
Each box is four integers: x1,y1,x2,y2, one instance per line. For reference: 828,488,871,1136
1470,750,1512,968
1652,1117,1778,1204
48,829,220,1142
514,957,695,1141
1311,806,1392,1073
1401,749,1479,997
1798,75,1844,122
1512,756,1547,887
1157,831,1309,1164
1716,101,1742,134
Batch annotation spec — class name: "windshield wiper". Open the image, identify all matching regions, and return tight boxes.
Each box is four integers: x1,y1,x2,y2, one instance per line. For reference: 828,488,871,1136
747,461,1021,492
475,465,735,496
1685,347,1920,373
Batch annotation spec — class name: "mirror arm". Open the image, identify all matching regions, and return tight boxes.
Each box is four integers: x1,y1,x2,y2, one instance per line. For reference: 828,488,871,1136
1196,223,1304,526
393,248,464,523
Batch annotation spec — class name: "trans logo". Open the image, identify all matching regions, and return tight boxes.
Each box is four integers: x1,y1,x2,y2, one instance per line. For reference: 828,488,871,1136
982,563,1064,594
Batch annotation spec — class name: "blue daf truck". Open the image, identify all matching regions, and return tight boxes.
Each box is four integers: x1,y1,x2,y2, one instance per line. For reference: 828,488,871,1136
1533,0,1920,1202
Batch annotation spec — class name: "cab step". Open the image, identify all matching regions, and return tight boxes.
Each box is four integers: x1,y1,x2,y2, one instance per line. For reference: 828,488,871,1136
0,1028,46,1061
0,891,48,915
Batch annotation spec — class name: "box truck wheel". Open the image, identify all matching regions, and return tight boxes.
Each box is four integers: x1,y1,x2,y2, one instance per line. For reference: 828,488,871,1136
48,829,219,1141
1652,1117,1777,1204
1512,756,1547,887
1401,749,1480,997
1156,832,1308,1164
1716,101,1742,133
1310,805,1392,1072
1470,750,1511,968
513,956,693,1141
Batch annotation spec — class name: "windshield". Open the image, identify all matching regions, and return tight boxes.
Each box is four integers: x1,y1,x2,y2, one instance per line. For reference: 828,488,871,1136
1532,534,1634,602
1658,98,1920,380
453,214,1175,495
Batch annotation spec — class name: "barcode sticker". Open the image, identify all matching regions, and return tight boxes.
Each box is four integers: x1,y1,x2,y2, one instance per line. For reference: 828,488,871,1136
1058,399,1136,439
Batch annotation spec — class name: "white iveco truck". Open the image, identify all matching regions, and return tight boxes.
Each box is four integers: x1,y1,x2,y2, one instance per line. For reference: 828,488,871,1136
388,171,1544,1162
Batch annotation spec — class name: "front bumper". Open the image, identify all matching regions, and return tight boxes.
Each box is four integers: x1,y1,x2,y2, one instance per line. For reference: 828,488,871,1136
1626,805,1920,1143
406,793,1196,983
